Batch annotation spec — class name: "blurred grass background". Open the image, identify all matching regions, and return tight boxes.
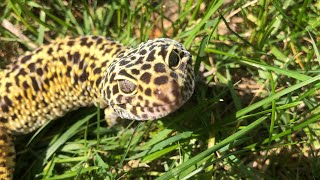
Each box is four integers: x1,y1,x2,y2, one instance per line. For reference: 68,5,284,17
1,0,320,179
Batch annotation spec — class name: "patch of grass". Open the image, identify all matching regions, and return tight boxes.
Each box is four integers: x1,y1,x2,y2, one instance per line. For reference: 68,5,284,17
1,0,320,179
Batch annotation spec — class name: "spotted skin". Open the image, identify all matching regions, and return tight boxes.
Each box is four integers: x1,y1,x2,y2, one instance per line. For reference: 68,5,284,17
0,36,195,179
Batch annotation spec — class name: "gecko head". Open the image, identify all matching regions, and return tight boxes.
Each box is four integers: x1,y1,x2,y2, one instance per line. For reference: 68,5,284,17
101,38,194,120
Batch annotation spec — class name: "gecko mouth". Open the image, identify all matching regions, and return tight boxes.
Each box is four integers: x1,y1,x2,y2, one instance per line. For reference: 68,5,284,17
115,98,187,121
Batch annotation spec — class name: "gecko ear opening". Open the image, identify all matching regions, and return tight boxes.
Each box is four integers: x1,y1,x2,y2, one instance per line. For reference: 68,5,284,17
118,79,137,95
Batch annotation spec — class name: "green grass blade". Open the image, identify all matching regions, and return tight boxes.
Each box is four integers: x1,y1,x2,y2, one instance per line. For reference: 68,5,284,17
157,116,267,179
44,112,96,162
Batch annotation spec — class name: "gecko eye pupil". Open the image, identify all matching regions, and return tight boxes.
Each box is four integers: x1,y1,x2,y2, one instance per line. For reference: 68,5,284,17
168,50,180,69
118,79,136,94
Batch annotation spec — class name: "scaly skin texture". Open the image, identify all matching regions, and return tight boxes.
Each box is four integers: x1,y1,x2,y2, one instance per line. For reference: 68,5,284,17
0,36,194,179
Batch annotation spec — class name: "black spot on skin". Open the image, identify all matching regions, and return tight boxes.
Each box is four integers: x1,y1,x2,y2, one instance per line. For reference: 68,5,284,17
67,41,74,46
118,104,126,110
36,58,43,64
170,72,178,79
90,62,96,69
90,80,94,87
28,63,36,72
96,77,102,86
131,69,140,75
16,95,22,101
113,48,122,56
141,64,151,70
5,82,12,89
136,56,144,64
31,94,36,100
11,114,17,120
142,114,148,119
138,85,143,91
0,117,8,123
12,65,19,71
3,96,12,107
18,68,27,76
145,100,150,107
43,78,49,85
145,88,151,96
125,97,133,103
119,60,130,66
97,38,103,44
66,66,72,77
31,77,40,91
14,76,19,86
140,49,147,55
60,56,67,65
140,72,151,84
131,107,138,116
5,72,10,78
47,48,53,55
1,104,9,113
149,45,156,51
136,102,141,107
0,135,7,142
67,52,72,61
130,56,136,60
102,48,112,55
79,60,84,70
153,102,161,107
154,75,168,85
110,73,116,82
101,61,107,67
172,88,180,97
138,95,143,100
79,71,88,82
116,94,123,103
154,63,166,73
84,53,90,59
158,47,168,59
146,50,155,62
73,74,79,84
73,52,80,64
93,68,101,74
22,81,29,89
86,41,93,47
35,47,43,53
117,53,124,58
21,54,32,64
109,65,116,73
106,88,111,99
119,70,135,80
52,71,58,79
154,89,171,104
128,49,137,56
147,107,154,113
57,43,63,51
113,85,119,94
80,37,88,46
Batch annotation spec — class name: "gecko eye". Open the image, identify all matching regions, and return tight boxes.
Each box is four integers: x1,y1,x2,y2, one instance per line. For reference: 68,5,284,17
118,79,137,95
167,49,181,69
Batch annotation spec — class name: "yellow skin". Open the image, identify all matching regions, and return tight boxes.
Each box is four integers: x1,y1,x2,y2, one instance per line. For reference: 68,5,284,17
0,36,195,179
